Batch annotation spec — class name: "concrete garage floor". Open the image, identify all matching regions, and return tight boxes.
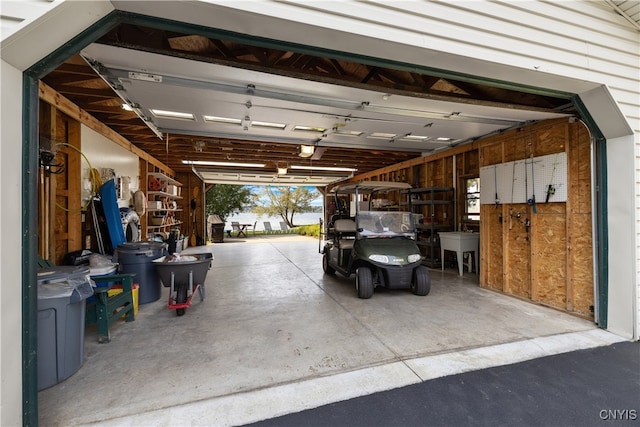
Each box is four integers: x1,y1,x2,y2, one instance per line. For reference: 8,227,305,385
38,235,622,426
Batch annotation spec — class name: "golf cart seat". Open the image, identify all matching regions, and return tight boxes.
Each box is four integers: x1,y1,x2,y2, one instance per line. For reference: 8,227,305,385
334,219,356,249
328,213,350,228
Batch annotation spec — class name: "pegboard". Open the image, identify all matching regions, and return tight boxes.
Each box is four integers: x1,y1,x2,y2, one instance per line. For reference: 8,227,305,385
480,152,567,205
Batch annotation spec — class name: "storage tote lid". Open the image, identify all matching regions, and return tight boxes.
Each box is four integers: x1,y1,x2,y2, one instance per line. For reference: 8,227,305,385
117,241,167,253
89,265,117,276
37,266,90,284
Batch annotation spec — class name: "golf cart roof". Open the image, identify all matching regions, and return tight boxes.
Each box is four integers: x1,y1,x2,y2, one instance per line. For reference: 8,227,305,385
330,181,412,195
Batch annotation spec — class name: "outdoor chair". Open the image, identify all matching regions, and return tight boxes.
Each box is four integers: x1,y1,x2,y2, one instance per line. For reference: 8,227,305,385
263,221,274,234
279,222,290,233
231,221,243,237
248,221,257,235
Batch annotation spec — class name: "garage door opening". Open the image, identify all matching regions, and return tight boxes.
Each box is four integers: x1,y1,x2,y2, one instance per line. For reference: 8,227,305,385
25,5,616,424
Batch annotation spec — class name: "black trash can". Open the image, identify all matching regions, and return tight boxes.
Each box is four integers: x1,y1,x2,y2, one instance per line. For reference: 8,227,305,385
209,214,225,243
37,266,93,390
116,242,167,304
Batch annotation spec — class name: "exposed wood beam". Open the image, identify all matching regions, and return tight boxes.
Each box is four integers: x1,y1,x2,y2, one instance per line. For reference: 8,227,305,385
39,81,174,175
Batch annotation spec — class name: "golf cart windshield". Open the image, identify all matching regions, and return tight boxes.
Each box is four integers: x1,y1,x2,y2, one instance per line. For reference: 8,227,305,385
357,211,415,239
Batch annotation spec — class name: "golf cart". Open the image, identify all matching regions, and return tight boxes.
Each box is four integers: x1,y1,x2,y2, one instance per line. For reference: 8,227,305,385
320,181,430,299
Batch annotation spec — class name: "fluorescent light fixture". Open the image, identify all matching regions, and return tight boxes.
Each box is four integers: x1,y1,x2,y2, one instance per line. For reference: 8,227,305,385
402,135,430,141
436,137,453,142
251,120,286,129
299,145,315,158
335,129,364,137
291,165,357,172
150,109,194,120
293,125,326,133
369,132,397,139
182,160,265,168
203,115,242,125
121,103,134,111
277,167,288,175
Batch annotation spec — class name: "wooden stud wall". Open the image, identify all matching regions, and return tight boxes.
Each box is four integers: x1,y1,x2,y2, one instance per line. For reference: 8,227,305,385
478,119,593,318
350,117,594,319
39,89,183,258
38,103,83,265
178,172,205,245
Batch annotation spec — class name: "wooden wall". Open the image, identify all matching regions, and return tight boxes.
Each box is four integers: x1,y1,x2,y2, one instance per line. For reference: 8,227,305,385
350,118,594,319
38,102,82,265
478,119,593,318
177,172,205,245
39,87,185,261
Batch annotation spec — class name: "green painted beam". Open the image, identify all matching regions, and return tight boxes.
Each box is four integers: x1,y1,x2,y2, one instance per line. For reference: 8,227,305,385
573,95,607,328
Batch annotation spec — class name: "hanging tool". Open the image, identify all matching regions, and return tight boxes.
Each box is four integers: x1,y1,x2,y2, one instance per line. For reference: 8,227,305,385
525,138,537,214
546,154,558,203
524,158,529,206
530,157,537,213
510,160,516,204
190,185,199,247
494,164,500,208
526,159,537,213
90,198,105,255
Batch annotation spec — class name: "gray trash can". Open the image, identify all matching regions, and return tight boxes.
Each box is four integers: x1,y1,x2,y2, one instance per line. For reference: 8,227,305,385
37,265,94,390
116,242,167,304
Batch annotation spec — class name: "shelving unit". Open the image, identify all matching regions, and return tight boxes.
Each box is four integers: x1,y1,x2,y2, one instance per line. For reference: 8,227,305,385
404,187,455,268
146,172,183,234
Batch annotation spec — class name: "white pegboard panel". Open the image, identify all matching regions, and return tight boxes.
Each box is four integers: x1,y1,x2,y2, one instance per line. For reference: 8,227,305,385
480,152,567,205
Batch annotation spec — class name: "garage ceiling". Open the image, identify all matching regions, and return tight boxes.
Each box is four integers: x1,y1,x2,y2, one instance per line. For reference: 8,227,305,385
41,21,574,185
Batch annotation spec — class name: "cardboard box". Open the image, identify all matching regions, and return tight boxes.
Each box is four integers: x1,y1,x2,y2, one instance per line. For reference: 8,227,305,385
167,185,178,196
149,201,163,210
150,216,164,226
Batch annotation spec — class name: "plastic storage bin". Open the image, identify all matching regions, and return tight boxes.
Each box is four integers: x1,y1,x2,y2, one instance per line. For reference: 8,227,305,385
116,242,167,304
37,266,94,390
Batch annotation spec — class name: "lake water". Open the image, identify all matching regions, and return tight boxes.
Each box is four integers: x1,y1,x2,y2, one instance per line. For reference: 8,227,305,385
216,212,324,232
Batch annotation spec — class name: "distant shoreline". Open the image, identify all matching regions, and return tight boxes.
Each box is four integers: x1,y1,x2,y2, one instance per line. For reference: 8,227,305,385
210,212,323,232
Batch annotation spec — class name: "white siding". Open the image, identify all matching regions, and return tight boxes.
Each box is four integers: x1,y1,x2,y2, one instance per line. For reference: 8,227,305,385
0,58,25,427
0,0,114,71
260,0,640,128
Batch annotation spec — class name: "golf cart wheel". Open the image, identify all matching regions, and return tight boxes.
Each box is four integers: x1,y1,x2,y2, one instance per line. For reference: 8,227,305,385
412,266,431,296
323,251,336,275
356,267,374,299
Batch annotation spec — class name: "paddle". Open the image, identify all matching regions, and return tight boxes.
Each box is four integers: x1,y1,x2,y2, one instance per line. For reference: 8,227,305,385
190,186,199,247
